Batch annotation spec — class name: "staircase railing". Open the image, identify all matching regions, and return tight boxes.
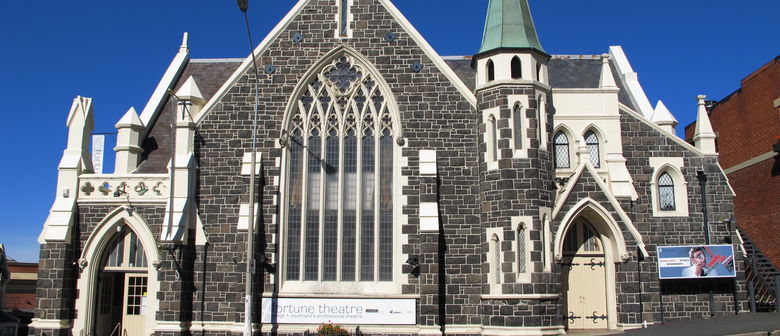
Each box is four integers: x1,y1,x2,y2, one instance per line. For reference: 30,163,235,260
738,228,779,311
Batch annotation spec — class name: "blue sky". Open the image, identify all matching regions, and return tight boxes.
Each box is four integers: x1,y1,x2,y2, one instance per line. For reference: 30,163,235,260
0,1,778,262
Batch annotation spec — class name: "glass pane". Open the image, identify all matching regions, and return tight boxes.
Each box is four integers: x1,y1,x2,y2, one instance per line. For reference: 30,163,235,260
518,227,526,273
304,134,322,281
490,117,498,161
286,133,304,280
493,236,500,284
378,133,393,281
554,132,570,168
360,135,375,281
513,106,523,150
659,173,675,211
340,0,348,36
323,134,339,281
342,133,357,281
586,132,600,168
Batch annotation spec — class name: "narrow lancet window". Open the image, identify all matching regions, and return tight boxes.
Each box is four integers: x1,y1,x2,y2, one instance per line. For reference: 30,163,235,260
511,56,522,79
554,132,570,168
659,172,676,211
513,105,523,150
339,0,350,37
585,131,600,168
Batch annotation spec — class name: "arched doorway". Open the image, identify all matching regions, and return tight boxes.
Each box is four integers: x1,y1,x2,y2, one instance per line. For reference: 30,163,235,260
561,217,608,330
93,228,149,336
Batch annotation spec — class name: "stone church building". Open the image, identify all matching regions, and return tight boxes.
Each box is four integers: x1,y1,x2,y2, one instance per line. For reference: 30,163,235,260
33,0,743,335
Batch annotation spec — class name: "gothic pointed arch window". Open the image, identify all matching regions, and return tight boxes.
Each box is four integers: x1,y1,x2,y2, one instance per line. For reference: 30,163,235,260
511,56,522,79
554,131,570,168
584,130,600,168
284,55,396,288
487,59,495,82
658,172,676,211
102,229,148,271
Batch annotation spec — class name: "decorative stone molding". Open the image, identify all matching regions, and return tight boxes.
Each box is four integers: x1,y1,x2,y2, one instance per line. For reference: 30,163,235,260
77,258,88,271
78,174,169,203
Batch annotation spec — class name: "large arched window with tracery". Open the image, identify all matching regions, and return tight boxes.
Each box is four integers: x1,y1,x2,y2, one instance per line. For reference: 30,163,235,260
284,56,395,286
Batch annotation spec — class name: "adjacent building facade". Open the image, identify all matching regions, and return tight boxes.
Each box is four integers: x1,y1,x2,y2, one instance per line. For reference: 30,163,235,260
34,0,744,335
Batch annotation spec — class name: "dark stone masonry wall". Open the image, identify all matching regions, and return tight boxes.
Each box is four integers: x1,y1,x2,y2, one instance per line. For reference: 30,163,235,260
617,111,745,323
33,0,744,335
193,0,479,331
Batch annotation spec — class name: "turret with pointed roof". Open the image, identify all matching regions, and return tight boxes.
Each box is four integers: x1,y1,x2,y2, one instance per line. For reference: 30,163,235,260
478,0,546,56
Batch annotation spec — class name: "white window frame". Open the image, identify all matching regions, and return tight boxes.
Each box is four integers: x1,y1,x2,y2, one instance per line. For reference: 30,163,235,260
508,95,530,159
649,157,689,217
553,126,574,174
482,107,500,170
486,228,503,294
511,216,533,283
278,54,404,295
583,128,603,169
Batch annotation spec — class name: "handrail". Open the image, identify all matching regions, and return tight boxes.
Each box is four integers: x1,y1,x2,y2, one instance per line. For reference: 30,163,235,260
110,322,122,336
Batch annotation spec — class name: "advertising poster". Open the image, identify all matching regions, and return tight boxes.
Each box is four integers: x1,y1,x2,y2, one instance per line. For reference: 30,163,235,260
657,245,736,279
261,298,416,325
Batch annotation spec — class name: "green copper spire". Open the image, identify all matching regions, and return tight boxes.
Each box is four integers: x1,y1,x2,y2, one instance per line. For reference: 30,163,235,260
478,0,545,54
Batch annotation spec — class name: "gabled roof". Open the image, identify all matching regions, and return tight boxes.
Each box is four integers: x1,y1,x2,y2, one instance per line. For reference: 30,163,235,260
478,0,545,55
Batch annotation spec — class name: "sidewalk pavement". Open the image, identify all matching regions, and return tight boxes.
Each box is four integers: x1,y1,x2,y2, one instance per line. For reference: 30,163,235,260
620,312,780,336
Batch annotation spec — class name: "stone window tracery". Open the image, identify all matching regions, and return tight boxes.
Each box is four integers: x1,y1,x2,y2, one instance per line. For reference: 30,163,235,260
284,56,395,284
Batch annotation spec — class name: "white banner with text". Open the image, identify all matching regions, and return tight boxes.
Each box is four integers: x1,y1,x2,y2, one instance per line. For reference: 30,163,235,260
260,297,416,325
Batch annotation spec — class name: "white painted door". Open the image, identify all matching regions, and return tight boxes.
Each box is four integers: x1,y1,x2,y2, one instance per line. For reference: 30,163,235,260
122,274,148,335
562,218,608,330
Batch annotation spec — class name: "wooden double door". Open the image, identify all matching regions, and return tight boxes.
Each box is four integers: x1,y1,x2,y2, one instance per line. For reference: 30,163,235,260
562,218,609,330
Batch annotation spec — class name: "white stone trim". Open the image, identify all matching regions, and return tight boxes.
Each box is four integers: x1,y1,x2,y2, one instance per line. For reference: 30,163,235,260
420,202,440,232
553,163,649,259
510,216,533,283
619,103,706,157
237,202,260,231
538,207,552,272
419,149,437,176
196,0,476,126
486,227,503,294
377,0,476,107
241,151,263,175
72,207,161,336
482,107,500,171
140,33,190,132
508,95,530,158
480,325,565,335
609,45,654,119
195,0,311,125
717,162,737,197
648,157,690,217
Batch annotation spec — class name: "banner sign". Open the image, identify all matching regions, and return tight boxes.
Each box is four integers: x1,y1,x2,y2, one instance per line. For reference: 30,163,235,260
657,245,736,279
261,298,416,325
92,134,105,174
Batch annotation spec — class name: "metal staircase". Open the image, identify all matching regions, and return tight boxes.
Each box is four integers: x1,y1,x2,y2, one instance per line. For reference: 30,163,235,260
737,227,779,311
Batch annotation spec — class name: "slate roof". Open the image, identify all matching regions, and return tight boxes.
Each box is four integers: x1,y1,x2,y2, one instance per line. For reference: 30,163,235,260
135,55,641,173
136,59,242,173
443,55,638,110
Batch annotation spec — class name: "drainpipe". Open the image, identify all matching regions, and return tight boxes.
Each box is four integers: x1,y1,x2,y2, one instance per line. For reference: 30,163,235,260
697,170,715,317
